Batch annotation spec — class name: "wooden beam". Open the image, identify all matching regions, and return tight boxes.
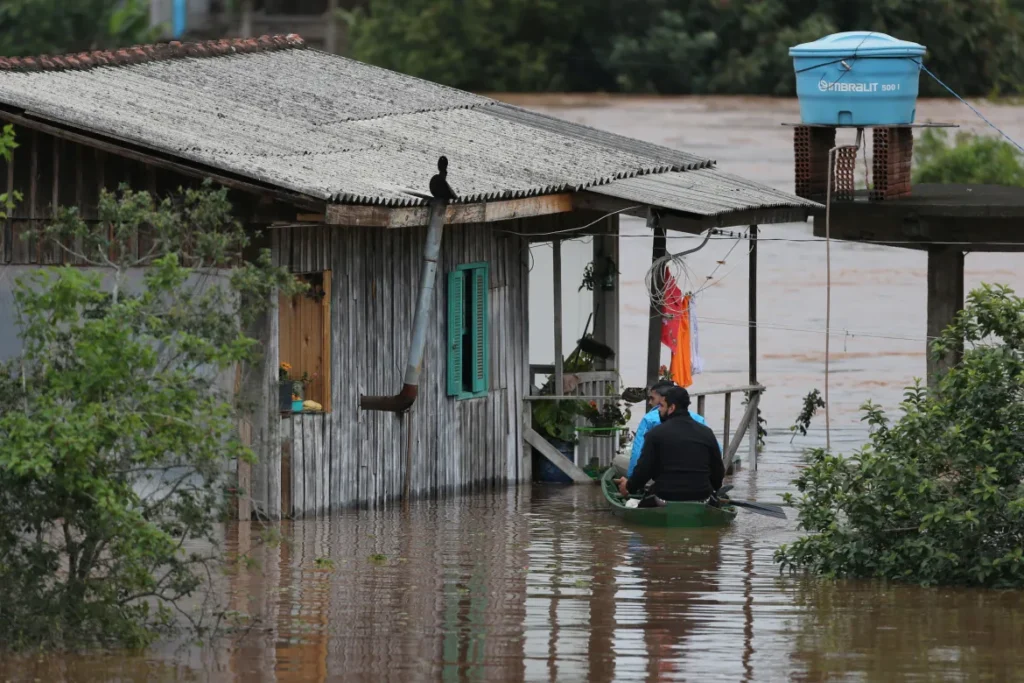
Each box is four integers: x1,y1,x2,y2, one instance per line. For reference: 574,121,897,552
723,393,758,473
0,110,324,211
524,429,592,484
815,211,1024,252
325,193,574,228
552,239,564,397
592,214,619,371
576,191,814,231
4,136,13,262
748,224,758,471
324,0,339,53
927,248,964,387
646,210,665,386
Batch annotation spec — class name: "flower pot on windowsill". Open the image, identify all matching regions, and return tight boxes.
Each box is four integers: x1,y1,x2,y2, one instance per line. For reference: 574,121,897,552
292,399,304,412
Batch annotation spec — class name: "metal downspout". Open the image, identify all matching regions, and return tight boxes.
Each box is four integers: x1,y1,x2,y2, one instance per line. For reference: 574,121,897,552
359,199,447,413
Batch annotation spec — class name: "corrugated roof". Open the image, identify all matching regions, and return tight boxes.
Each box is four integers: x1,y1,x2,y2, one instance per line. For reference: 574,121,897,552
589,168,819,217
0,35,815,215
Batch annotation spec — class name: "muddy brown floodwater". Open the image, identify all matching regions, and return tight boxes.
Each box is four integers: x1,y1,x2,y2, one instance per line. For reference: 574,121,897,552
4,96,1024,681
5,439,1024,682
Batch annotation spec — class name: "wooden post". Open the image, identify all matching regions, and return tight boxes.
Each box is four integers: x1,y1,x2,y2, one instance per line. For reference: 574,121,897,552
242,287,281,520
926,247,965,387
239,0,253,37
552,239,563,396
4,142,13,263
722,391,732,457
646,210,666,386
591,214,620,373
325,0,339,53
748,225,758,470
265,290,282,520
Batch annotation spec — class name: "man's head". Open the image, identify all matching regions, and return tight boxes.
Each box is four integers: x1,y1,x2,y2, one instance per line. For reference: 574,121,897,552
658,386,691,419
648,380,675,411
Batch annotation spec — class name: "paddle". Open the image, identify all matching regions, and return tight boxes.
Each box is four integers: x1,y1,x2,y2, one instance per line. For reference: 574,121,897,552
719,496,787,520
716,484,734,497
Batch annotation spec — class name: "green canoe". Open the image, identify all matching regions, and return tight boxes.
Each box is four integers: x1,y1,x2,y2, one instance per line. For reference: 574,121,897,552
600,468,737,528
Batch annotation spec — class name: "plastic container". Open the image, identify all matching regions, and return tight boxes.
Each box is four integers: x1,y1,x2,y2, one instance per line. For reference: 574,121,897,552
533,438,576,484
292,399,304,412
789,31,926,125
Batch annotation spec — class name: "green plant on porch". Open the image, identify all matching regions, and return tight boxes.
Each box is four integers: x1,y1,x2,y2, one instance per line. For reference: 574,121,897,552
776,284,1024,588
532,398,586,444
580,382,631,434
0,181,301,649
532,348,594,444
579,256,619,292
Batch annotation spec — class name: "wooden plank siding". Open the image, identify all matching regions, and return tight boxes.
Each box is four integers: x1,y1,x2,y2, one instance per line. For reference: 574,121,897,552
275,220,532,515
0,123,288,266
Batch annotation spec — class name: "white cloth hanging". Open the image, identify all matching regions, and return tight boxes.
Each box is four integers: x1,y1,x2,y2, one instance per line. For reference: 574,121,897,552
690,295,704,375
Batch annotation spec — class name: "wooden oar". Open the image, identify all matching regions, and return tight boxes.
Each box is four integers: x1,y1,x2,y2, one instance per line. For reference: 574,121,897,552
720,497,787,520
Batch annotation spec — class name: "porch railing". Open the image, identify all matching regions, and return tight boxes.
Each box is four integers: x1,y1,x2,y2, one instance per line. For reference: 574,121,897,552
527,365,764,475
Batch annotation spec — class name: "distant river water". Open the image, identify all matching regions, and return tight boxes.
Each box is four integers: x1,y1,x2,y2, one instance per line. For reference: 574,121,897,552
4,96,1024,682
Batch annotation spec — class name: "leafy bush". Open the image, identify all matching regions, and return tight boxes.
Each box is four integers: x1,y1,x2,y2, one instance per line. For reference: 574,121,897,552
914,129,1024,187
775,285,1024,588
0,182,299,649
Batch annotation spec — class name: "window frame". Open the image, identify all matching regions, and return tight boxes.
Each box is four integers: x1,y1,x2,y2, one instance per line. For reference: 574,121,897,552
446,262,489,400
279,270,332,412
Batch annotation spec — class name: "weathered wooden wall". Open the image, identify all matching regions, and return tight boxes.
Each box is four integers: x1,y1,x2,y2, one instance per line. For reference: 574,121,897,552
0,126,203,264
273,219,532,513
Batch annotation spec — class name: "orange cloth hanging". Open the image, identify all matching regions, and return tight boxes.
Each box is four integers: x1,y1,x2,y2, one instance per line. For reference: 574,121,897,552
669,296,693,388
659,267,693,388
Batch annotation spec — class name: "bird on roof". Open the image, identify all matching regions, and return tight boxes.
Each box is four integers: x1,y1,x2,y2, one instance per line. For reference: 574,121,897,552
429,155,458,201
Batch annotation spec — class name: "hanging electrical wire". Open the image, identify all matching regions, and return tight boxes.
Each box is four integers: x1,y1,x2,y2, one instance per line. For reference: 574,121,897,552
643,227,713,310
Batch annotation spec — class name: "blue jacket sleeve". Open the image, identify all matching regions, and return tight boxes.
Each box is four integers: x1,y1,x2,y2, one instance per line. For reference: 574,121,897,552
628,416,652,477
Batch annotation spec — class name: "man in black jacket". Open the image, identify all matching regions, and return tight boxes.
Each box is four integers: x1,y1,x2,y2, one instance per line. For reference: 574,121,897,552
614,386,724,503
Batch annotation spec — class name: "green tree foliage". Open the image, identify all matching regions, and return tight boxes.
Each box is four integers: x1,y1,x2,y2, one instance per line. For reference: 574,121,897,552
346,0,1024,97
914,129,1024,186
0,125,20,220
775,284,1024,588
0,182,300,648
0,0,160,57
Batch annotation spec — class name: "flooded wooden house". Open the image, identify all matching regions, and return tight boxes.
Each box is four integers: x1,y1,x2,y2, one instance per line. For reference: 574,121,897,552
0,35,817,519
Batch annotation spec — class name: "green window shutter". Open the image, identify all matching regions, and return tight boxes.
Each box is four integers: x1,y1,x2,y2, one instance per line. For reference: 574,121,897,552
470,265,489,395
447,270,465,397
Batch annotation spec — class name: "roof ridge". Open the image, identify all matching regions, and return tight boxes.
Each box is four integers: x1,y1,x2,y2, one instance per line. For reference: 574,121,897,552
0,34,306,73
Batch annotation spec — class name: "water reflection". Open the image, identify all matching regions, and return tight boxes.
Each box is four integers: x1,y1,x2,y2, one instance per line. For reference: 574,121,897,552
4,438,1024,682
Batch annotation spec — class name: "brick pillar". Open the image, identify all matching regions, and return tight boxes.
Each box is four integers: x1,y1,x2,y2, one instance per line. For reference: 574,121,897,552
872,127,913,200
794,126,836,199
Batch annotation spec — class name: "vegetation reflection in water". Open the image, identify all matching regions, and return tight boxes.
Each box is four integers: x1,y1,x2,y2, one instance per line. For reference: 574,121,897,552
3,463,1024,681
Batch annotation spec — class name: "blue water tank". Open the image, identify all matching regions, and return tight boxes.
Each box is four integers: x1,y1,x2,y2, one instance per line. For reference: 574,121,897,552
789,31,926,126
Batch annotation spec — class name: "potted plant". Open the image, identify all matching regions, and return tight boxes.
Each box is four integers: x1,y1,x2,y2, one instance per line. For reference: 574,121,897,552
579,257,619,292
531,397,586,483
279,363,311,413
579,396,631,436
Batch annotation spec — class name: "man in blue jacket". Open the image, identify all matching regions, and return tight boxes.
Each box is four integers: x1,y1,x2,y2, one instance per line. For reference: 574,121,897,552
627,380,716,477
